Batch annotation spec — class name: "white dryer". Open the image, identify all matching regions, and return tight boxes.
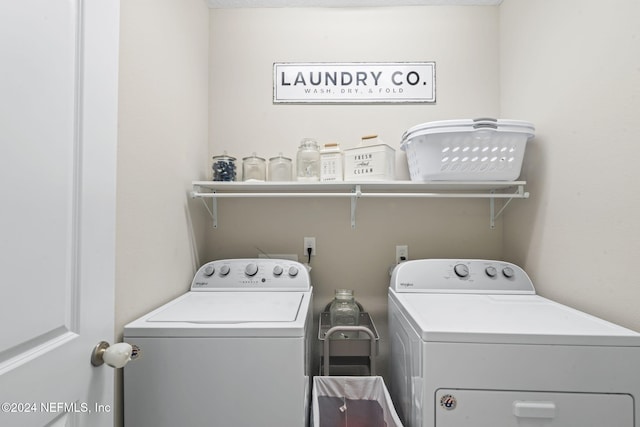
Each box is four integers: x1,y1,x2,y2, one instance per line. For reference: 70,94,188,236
388,259,640,427
124,259,313,427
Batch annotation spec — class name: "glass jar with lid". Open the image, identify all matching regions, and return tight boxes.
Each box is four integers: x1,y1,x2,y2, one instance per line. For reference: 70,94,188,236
211,153,237,181
242,153,266,182
329,289,360,339
296,138,320,181
268,153,292,181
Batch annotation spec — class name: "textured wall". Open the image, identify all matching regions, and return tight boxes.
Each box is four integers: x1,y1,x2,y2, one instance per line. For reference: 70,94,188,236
207,5,503,379
501,0,640,331
116,0,210,425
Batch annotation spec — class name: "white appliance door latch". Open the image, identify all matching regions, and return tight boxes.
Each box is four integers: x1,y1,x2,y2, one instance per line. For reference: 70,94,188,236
513,401,557,419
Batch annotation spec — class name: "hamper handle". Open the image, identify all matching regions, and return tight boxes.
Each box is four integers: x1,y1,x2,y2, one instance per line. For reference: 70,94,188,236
473,117,498,129
323,326,377,376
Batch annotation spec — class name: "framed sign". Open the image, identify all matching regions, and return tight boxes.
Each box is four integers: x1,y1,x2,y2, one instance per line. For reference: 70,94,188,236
273,62,436,104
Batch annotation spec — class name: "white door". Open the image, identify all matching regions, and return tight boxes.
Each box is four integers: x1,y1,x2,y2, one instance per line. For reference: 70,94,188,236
0,1,119,426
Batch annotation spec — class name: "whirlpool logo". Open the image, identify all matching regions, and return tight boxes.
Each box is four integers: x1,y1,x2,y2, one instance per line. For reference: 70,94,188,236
440,394,457,411
399,282,414,287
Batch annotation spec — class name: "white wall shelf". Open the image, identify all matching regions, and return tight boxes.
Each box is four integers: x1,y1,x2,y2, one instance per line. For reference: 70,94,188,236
191,180,528,229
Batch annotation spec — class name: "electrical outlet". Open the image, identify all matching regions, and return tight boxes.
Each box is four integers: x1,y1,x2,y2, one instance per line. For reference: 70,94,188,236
304,237,316,256
396,245,408,264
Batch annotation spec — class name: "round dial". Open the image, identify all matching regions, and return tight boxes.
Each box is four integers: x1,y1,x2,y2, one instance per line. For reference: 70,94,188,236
453,264,469,278
203,265,215,276
288,266,299,277
502,266,515,278
273,265,283,276
219,265,230,276
485,266,497,277
245,263,259,277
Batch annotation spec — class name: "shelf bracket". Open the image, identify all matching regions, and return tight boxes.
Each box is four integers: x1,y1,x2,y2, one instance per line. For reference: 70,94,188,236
211,191,218,228
489,191,497,229
489,184,527,229
351,185,362,229
195,189,218,228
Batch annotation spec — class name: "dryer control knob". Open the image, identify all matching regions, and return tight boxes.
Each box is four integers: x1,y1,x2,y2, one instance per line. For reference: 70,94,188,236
219,265,230,276
288,266,299,277
502,266,515,278
203,265,215,276
485,266,497,277
245,263,259,277
454,264,469,278
273,265,283,276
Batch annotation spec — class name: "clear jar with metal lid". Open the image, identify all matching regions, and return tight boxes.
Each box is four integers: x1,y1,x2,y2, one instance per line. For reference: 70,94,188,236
329,289,360,339
211,153,237,181
268,153,292,181
296,138,320,181
242,153,266,182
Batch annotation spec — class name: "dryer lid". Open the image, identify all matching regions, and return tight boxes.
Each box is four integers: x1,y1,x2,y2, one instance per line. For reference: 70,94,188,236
393,292,640,346
147,292,305,323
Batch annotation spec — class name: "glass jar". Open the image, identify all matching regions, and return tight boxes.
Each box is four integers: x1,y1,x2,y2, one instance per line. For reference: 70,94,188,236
268,153,292,181
211,153,237,181
242,153,266,182
296,138,320,181
329,289,360,339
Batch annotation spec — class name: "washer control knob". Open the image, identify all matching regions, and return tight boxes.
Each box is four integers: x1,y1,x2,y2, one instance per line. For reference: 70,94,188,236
288,266,299,277
273,265,283,276
502,266,515,278
203,265,215,276
219,265,230,276
245,263,258,277
485,266,497,277
454,264,469,278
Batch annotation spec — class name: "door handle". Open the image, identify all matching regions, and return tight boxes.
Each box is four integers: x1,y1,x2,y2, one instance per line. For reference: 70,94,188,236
91,341,133,368
513,401,556,419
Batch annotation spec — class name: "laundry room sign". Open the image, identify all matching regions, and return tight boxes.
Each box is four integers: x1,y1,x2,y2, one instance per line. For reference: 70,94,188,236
273,62,436,104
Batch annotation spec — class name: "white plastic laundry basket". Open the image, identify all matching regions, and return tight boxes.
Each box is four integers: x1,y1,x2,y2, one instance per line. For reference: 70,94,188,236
312,376,404,427
400,118,535,181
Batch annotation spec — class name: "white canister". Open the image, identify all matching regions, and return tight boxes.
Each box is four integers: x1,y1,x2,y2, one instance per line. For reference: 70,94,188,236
343,135,395,181
320,143,343,182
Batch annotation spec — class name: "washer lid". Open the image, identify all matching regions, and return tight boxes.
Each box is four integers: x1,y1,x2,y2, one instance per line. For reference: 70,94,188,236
148,292,305,323
123,290,313,338
392,292,640,346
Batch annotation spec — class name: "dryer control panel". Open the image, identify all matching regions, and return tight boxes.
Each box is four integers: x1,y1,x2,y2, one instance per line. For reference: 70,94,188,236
390,259,535,294
190,259,311,291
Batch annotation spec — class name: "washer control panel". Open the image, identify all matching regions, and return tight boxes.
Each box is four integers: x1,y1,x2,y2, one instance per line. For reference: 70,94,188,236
191,259,310,291
391,259,535,294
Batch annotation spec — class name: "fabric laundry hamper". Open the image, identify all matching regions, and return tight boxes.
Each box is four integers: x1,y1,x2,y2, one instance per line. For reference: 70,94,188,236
312,376,404,427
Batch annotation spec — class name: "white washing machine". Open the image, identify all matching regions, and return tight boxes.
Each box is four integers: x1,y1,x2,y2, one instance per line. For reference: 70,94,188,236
388,259,640,427
124,259,313,427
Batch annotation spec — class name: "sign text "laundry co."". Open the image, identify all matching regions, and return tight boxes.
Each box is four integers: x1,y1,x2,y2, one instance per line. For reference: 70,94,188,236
273,62,435,104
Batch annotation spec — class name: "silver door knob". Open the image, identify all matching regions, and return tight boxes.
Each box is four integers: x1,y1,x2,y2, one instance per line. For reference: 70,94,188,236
91,341,133,368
